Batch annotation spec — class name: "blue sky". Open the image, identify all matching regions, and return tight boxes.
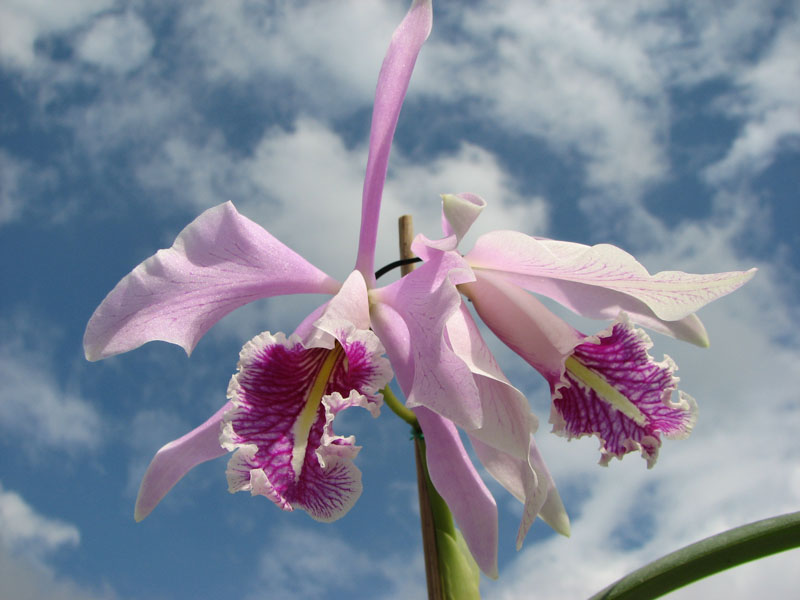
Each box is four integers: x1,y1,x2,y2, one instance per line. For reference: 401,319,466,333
1,0,799,598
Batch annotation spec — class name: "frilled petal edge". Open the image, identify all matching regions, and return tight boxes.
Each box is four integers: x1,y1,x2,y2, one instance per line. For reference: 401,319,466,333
551,314,698,468
222,273,392,522
84,201,340,361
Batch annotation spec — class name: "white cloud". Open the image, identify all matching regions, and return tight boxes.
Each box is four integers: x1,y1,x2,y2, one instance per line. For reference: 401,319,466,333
247,524,425,600
76,11,154,74
705,16,800,185
415,0,671,197
0,550,117,600
176,0,407,116
0,320,103,454
0,482,79,558
0,360,102,453
136,118,545,269
0,0,112,69
385,142,550,249
0,484,118,600
0,150,61,226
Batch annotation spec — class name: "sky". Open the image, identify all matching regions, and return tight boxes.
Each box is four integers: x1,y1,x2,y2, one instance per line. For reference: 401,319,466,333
1,0,799,598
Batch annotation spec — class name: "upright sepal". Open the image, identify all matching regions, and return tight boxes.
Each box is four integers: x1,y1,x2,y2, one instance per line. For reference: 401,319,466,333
356,0,433,279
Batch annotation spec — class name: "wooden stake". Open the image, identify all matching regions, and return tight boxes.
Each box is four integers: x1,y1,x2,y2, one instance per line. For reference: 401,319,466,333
398,214,443,600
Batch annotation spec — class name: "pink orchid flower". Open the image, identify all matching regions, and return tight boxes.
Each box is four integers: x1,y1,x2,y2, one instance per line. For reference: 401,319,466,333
84,0,558,578
413,193,756,467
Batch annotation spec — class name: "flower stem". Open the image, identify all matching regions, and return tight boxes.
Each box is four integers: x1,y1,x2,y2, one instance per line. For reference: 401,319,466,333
382,385,419,430
415,435,445,600
587,511,800,600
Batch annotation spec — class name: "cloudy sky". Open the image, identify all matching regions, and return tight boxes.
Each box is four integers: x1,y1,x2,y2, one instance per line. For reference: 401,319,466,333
1,0,798,598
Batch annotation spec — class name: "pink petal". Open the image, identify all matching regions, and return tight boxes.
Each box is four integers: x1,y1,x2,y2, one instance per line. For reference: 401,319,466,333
445,301,535,461
372,294,500,577
461,270,582,381
469,434,567,549
134,402,230,522
372,253,482,429
412,193,488,258
441,193,487,243
355,0,433,280
415,406,499,579
529,440,570,537
84,202,340,361
465,230,756,346
447,302,569,545
305,271,371,344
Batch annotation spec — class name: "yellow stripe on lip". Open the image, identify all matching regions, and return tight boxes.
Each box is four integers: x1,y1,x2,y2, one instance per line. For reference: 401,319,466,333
290,345,344,481
564,355,647,426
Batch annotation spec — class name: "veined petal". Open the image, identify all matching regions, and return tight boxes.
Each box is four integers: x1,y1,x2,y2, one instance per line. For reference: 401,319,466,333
446,301,535,460
85,202,340,361
134,402,230,522
469,434,568,550
529,440,570,537
465,230,756,345
372,298,500,578
461,270,582,380
356,0,433,280
446,301,568,545
222,282,391,522
372,253,482,430
551,315,697,468
415,406,499,579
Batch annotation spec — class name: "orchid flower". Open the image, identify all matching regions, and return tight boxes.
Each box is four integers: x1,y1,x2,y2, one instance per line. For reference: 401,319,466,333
413,193,756,467
84,0,557,578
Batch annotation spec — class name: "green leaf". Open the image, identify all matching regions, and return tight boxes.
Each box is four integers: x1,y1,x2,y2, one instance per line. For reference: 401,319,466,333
588,510,800,600
437,527,481,600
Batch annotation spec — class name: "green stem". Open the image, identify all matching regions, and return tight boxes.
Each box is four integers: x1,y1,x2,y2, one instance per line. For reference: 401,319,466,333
382,384,419,430
588,511,800,600
416,435,456,538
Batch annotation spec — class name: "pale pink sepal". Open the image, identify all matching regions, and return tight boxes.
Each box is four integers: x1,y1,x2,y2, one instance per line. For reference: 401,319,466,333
305,271,371,347
373,254,482,430
446,302,535,460
466,231,756,346
448,301,569,546
413,193,487,258
415,406,500,579
355,0,433,280
528,440,570,537
134,402,230,522
461,271,583,379
84,201,340,361
469,435,559,550
369,302,499,578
